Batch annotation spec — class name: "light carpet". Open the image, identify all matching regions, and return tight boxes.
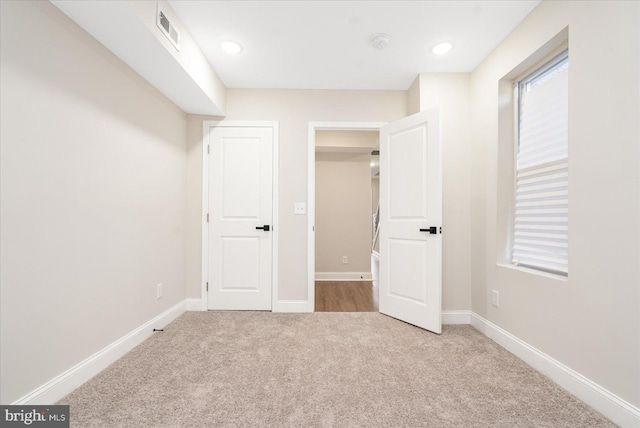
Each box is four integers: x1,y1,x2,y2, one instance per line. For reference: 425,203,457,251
59,312,615,427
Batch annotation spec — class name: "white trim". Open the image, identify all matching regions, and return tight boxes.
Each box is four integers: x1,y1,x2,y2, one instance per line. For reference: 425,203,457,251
271,124,280,313
496,262,568,282
470,313,640,428
185,298,202,311
273,300,309,313
442,310,471,324
307,124,315,313
307,122,387,313
314,272,373,281
202,121,279,312
12,301,186,405
200,121,211,311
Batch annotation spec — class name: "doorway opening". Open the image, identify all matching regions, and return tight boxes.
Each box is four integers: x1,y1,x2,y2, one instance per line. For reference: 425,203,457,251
314,131,379,311
307,122,386,313
308,112,442,332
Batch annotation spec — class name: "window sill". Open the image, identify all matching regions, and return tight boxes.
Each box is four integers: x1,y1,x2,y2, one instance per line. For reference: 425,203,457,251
496,263,569,282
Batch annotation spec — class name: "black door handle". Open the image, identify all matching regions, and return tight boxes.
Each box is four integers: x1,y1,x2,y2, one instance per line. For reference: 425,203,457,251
256,225,270,231
419,226,441,234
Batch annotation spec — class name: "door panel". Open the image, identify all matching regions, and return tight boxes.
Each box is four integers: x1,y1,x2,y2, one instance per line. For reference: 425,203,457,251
388,238,428,303
208,126,273,310
221,237,260,290
221,138,261,218
379,110,442,333
389,127,427,219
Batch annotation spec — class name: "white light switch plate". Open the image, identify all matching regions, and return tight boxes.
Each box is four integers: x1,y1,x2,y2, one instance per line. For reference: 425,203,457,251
294,203,306,215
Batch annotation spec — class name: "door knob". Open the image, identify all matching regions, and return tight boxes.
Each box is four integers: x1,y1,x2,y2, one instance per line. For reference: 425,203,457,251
256,225,270,231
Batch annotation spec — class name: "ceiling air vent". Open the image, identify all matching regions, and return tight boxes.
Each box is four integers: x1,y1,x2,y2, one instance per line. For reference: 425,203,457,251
156,4,180,51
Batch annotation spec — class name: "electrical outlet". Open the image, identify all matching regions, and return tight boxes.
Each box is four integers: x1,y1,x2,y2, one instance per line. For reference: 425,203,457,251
342,256,348,264
157,283,163,299
492,290,499,307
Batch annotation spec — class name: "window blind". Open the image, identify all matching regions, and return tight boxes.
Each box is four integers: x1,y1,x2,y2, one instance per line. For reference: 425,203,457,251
513,54,569,275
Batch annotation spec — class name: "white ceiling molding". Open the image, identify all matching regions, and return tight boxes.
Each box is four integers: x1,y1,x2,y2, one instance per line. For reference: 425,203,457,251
50,0,225,116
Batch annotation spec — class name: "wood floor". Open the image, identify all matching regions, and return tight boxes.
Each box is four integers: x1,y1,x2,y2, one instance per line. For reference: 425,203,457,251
314,281,378,312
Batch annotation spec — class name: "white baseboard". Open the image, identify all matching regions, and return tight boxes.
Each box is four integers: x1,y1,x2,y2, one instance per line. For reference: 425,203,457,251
273,300,309,313
442,310,471,324
470,313,640,428
185,298,202,311
315,272,372,281
12,300,187,405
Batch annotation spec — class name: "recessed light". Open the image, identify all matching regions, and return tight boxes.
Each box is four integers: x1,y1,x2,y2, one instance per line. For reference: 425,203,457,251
370,162,376,167
219,40,243,54
432,42,454,55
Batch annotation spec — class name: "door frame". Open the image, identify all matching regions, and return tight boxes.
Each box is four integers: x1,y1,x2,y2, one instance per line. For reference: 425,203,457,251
201,121,279,311
307,121,387,312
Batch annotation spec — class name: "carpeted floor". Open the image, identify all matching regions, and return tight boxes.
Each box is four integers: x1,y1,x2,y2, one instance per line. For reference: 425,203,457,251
59,312,615,427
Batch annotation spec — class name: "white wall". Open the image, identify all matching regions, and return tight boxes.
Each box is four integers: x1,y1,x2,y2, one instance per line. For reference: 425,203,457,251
185,89,407,301
407,76,421,116
315,152,373,274
470,0,639,406
418,73,472,311
186,87,474,310
0,1,187,404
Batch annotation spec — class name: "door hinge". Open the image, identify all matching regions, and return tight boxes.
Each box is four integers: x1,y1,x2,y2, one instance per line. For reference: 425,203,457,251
206,213,209,223
207,144,210,154
206,282,208,291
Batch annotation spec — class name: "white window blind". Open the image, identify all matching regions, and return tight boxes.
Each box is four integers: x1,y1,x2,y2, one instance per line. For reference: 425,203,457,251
513,53,569,275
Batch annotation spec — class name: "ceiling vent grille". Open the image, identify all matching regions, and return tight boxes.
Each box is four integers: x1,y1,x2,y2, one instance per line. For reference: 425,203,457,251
156,4,180,51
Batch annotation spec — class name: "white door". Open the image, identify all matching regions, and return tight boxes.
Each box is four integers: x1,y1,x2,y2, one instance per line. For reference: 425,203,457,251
208,126,273,310
379,110,442,333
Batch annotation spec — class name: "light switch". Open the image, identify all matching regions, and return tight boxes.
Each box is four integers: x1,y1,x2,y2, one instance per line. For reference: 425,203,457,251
294,203,306,215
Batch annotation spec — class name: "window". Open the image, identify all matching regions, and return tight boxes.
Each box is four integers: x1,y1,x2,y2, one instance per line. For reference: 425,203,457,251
512,51,569,276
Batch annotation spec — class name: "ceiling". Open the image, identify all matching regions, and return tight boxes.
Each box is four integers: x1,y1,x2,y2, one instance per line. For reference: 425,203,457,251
168,0,540,90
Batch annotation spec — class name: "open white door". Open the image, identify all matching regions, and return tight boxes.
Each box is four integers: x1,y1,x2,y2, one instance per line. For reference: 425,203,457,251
379,109,442,333
207,126,273,310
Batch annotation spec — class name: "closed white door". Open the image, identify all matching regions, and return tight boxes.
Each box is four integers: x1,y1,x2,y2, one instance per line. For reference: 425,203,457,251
208,126,273,310
379,110,442,333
